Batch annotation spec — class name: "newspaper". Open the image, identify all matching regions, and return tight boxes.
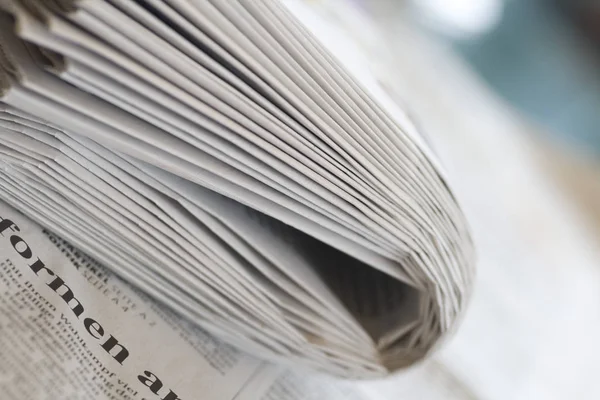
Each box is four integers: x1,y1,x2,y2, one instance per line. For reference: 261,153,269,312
0,0,475,381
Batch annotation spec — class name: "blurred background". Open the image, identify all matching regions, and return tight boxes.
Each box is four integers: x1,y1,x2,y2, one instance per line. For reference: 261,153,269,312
383,0,600,153
287,0,600,399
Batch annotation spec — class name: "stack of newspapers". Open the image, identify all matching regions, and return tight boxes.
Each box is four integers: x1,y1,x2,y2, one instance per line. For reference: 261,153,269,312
0,0,475,379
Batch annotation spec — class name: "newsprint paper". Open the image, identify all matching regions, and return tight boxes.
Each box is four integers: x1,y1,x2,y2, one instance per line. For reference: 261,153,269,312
0,0,475,390
0,200,365,400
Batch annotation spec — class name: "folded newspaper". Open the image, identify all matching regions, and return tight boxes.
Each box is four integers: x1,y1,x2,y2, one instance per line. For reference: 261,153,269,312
0,0,475,384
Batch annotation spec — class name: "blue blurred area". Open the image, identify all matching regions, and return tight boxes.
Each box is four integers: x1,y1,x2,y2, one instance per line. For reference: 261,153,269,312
451,0,600,152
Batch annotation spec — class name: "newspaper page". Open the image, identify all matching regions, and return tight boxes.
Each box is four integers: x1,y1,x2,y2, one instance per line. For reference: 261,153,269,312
0,199,280,400
0,198,375,400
